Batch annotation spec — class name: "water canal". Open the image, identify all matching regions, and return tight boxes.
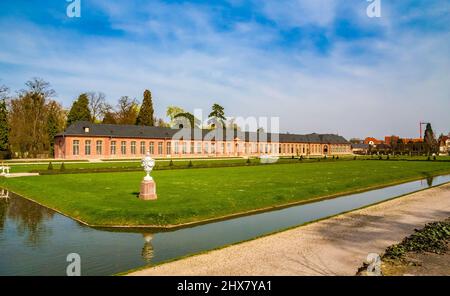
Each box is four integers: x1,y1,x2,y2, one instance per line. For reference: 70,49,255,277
1,175,449,275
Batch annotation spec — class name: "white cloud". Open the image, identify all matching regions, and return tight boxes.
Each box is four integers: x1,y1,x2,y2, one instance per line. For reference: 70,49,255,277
0,1,449,139
259,0,338,28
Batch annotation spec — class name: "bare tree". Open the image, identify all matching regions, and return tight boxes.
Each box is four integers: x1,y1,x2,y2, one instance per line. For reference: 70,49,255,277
19,77,56,99
155,117,170,127
0,83,9,100
226,117,241,131
87,92,107,122
116,96,139,125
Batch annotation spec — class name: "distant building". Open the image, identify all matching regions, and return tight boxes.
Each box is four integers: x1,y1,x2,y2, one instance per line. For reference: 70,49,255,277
373,143,391,154
365,136,422,146
351,143,370,155
384,136,400,145
364,137,383,146
439,135,450,155
362,135,426,155
54,121,352,160
399,138,423,144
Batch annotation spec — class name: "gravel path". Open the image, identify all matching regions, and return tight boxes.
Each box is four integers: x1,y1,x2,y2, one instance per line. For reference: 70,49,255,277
130,183,450,276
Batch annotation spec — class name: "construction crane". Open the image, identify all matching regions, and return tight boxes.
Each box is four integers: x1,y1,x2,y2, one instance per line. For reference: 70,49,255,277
420,122,430,139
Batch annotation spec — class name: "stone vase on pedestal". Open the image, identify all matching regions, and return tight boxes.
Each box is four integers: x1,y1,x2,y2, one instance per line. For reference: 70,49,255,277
140,179,157,201
139,151,157,201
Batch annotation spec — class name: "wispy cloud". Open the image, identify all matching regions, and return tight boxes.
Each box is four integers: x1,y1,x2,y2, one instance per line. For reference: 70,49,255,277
259,0,339,27
0,0,448,138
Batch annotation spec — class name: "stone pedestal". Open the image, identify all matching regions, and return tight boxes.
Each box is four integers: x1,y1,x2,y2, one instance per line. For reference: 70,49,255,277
139,179,157,201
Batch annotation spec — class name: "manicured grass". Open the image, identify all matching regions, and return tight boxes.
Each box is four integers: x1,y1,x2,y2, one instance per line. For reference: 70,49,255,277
8,161,141,173
5,157,332,173
7,155,450,173
7,158,254,173
3,157,347,173
354,155,450,161
1,161,450,227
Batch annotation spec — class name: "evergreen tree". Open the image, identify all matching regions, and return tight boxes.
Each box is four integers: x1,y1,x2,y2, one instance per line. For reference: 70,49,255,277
46,101,64,157
423,123,437,155
67,93,91,126
208,103,226,128
136,90,154,126
0,99,9,152
47,110,58,157
0,83,9,157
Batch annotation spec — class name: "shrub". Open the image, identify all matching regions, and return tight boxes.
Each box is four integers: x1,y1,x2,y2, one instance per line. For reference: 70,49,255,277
0,150,12,160
384,221,450,260
60,162,66,171
47,162,53,170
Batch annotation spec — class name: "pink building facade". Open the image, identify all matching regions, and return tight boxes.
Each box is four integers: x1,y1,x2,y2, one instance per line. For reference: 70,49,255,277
54,122,352,160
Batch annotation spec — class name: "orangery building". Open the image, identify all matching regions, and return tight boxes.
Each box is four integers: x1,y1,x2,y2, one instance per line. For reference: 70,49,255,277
54,121,352,160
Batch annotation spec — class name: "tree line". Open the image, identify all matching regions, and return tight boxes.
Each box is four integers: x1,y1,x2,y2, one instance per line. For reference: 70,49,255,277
0,78,230,159
351,123,442,156
0,78,66,158
66,89,159,127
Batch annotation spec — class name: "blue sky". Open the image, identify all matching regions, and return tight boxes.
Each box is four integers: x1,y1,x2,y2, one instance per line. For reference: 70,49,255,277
0,0,449,138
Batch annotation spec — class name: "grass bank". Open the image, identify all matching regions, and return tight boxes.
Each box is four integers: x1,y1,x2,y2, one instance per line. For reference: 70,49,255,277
1,161,450,227
6,155,450,174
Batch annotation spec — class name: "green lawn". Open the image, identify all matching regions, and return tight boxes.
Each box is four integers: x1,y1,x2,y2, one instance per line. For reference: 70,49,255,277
4,157,342,173
6,155,450,173
1,160,450,227
3,157,349,173
7,158,252,173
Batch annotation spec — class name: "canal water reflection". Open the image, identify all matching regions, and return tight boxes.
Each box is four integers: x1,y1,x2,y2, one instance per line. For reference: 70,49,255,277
0,175,449,275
